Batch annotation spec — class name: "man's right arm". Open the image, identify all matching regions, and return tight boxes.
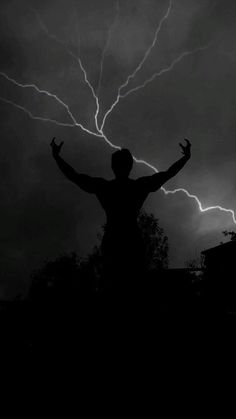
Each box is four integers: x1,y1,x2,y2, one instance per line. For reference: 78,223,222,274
51,138,105,194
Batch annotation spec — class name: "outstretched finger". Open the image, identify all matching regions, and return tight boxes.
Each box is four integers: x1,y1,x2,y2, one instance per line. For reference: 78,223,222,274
185,139,191,146
59,141,64,148
50,137,55,146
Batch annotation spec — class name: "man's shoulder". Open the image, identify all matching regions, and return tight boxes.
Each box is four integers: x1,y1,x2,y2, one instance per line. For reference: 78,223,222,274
90,177,108,194
134,176,150,186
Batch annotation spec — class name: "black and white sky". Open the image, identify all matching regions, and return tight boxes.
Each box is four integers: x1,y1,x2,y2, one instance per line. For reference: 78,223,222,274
1,0,236,298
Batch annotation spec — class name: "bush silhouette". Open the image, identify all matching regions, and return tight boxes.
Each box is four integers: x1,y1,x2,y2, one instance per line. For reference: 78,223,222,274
29,210,169,303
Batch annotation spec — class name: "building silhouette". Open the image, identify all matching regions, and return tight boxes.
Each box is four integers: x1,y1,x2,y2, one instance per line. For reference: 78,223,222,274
202,240,236,311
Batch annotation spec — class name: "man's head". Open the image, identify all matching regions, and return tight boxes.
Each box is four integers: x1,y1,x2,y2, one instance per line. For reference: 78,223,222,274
111,148,133,178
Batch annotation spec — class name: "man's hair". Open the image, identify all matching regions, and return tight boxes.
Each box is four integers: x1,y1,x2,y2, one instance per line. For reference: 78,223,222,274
111,148,133,175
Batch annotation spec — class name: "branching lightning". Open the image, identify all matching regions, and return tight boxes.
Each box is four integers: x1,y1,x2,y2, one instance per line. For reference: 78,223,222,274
96,0,120,96
0,96,76,128
32,7,101,134
0,71,102,137
1,0,235,225
120,44,210,98
100,0,172,131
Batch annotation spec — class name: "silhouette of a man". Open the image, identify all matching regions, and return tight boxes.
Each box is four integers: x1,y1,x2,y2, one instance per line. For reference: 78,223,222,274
50,138,191,288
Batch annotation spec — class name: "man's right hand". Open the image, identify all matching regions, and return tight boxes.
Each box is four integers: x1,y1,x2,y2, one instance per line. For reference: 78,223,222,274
50,137,64,158
179,139,191,159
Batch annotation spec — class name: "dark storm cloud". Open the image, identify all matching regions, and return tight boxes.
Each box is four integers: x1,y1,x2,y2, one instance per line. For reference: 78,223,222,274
1,0,236,297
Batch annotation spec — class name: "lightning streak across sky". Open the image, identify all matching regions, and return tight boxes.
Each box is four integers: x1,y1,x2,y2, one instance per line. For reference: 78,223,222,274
0,0,235,225
100,0,172,131
96,0,120,96
0,71,102,137
32,7,101,134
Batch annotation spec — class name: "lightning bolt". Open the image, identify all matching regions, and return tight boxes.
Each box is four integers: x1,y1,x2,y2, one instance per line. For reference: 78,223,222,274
0,96,76,128
119,0,173,90
32,7,101,134
0,0,235,226
133,157,236,224
96,0,120,96
0,71,101,138
120,45,210,98
100,0,173,132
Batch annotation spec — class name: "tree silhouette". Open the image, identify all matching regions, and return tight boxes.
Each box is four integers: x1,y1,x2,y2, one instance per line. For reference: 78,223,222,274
29,210,169,302
83,209,169,277
222,230,236,241
29,252,81,303
29,252,97,306
138,210,169,270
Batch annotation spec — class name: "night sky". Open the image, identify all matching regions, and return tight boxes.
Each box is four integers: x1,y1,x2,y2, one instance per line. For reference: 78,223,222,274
1,0,236,298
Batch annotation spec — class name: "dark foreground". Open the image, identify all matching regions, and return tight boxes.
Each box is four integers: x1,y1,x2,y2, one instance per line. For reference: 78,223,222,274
1,270,236,360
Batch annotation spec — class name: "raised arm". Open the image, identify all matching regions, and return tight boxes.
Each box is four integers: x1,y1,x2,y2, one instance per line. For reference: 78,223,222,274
138,139,191,193
50,138,105,193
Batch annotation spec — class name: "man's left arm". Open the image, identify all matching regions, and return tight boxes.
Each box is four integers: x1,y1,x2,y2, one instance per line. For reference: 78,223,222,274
138,139,191,193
